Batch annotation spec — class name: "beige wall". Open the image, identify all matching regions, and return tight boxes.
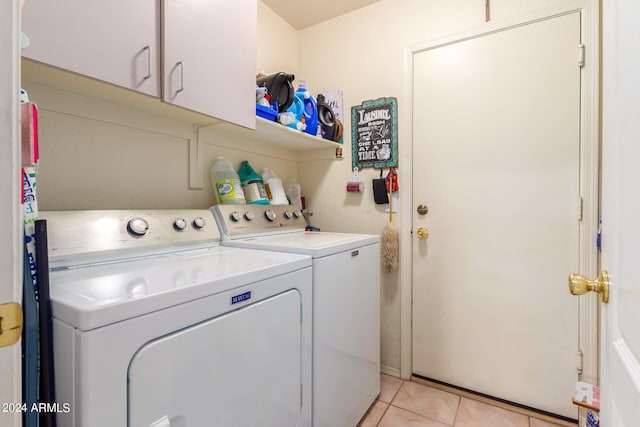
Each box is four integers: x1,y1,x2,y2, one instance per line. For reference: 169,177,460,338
257,1,299,77
271,0,561,375
22,0,564,377
22,81,301,211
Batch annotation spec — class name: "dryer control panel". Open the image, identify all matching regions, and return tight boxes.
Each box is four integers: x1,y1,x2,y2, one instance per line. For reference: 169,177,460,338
40,209,221,267
212,204,307,239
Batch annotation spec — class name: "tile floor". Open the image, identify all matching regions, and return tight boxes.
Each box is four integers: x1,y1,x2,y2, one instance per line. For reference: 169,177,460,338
358,375,576,427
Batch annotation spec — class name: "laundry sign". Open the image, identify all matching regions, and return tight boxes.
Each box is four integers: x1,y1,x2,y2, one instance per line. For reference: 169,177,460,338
351,97,398,169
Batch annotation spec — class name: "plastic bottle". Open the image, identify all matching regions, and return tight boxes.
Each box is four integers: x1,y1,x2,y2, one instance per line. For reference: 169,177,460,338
286,179,302,209
262,169,289,205
210,157,246,205
284,95,306,132
238,161,270,204
296,81,318,136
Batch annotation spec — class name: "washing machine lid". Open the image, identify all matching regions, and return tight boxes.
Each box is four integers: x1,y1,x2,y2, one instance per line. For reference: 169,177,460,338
49,246,311,331
223,231,380,258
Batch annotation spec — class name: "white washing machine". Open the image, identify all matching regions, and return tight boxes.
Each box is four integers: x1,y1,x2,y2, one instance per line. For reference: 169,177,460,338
212,204,380,427
40,209,312,427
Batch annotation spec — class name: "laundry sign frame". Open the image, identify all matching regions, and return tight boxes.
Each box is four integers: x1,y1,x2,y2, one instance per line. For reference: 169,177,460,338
351,97,398,169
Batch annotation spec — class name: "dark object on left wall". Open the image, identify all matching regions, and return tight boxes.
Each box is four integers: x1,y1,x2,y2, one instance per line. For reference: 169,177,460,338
35,219,57,427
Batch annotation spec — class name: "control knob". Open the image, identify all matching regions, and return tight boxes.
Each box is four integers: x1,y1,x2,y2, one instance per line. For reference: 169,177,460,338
293,210,303,219
244,212,255,221
174,218,187,231
127,217,149,236
264,210,277,222
193,217,206,229
283,210,293,219
230,211,241,222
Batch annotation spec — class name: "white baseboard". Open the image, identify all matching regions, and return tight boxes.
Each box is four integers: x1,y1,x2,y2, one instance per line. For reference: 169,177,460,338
380,365,401,378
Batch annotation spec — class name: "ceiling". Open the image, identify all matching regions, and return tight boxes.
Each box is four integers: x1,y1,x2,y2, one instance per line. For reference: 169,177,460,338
261,0,383,30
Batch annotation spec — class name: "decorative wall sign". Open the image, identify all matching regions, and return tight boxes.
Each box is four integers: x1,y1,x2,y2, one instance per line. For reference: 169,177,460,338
351,97,398,169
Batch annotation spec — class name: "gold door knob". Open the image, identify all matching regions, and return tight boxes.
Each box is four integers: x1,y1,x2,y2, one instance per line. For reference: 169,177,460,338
568,271,610,303
416,227,429,240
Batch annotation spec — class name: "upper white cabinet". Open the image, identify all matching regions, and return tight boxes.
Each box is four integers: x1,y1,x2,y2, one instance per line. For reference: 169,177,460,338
21,0,257,129
163,0,256,129
21,0,161,97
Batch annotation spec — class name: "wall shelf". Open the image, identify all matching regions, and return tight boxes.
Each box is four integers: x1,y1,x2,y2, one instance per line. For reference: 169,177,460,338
22,60,343,194
217,117,343,152
23,60,343,154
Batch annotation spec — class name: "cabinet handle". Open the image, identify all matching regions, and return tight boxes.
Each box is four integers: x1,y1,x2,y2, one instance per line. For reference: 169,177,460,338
143,45,151,80
176,61,184,94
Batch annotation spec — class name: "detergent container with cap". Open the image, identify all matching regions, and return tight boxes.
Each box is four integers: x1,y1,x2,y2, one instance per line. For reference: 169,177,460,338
284,95,306,132
210,157,246,204
238,161,270,204
296,81,318,136
262,168,289,205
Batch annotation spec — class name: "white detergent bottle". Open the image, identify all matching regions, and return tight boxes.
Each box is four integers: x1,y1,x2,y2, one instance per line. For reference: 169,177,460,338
210,157,246,204
262,168,289,205
286,179,302,209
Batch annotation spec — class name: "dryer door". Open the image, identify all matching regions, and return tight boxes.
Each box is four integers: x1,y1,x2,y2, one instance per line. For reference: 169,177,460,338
128,289,302,427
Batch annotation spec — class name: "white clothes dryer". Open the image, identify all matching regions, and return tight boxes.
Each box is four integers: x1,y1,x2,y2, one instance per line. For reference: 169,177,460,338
40,209,312,427
212,204,380,427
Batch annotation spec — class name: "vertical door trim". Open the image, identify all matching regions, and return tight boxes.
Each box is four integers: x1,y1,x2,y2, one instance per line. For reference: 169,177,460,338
0,0,23,426
400,5,599,419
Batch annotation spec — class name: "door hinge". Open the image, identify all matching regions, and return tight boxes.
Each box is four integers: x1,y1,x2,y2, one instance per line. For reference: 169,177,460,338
578,197,583,222
576,350,584,374
0,302,23,348
578,44,585,68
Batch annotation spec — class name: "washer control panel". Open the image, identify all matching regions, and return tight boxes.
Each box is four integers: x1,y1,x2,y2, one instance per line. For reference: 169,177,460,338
213,204,306,238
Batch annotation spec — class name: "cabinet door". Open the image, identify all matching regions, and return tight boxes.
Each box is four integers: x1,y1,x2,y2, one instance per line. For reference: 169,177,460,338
163,0,256,129
21,0,160,97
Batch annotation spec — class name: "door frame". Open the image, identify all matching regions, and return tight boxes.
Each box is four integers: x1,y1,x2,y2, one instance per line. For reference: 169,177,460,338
0,0,23,426
399,0,599,411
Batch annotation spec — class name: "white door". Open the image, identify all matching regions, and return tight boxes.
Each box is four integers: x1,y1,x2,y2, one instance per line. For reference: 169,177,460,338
412,13,581,418
599,0,640,424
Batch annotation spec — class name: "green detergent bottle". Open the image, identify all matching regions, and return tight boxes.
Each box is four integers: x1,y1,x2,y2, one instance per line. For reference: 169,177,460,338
238,161,270,204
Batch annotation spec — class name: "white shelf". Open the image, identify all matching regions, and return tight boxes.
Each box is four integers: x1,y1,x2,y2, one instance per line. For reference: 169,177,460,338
23,60,343,153
257,117,343,151
219,117,343,152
